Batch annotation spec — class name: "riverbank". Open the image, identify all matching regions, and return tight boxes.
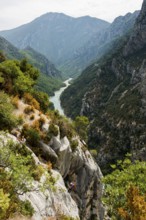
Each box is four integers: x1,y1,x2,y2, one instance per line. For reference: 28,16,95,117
50,78,72,115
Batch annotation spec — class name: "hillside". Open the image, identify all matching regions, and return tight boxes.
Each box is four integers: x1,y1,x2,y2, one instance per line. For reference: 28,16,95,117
61,0,146,174
0,13,110,70
0,36,63,95
0,36,23,60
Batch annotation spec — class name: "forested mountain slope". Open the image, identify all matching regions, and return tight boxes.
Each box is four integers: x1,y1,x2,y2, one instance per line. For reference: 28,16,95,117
61,0,146,173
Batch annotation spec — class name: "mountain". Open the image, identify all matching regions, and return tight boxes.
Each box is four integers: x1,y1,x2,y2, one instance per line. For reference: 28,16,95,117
0,13,110,68
0,36,63,95
60,11,139,77
61,0,146,173
22,46,62,78
0,36,23,60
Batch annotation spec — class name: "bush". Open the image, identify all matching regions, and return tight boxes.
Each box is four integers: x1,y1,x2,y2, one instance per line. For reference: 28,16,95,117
32,90,50,113
22,125,40,147
70,140,78,152
57,118,75,139
89,149,98,158
46,124,59,141
0,91,18,130
74,116,89,142
29,114,35,120
38,116,46,127
118,185,146,220
23,93,40,110
11,95,19,108
24,106,34,114
19,200,34,217
49,124,59,136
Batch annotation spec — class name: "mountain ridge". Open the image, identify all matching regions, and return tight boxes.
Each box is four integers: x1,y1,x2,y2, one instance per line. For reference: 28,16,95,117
0,12,110,69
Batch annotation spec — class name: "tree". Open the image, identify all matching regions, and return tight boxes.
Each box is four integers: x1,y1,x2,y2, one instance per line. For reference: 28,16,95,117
118,185,146,220
0,91,17,130
0,189,10,219
74,116,89,142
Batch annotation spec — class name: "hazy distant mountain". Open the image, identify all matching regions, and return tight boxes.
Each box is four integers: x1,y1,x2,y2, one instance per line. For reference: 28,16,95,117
0,13,110,66
60,11,139,77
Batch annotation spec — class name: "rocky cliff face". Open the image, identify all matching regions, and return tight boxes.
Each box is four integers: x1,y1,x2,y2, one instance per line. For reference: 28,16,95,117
81,0,146,173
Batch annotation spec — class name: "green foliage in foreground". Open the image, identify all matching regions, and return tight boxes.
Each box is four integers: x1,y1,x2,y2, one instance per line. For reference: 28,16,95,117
102,157,146,220
0,132,56,219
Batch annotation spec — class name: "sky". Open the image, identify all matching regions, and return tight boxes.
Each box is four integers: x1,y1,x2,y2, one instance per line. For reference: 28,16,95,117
0,0,143,31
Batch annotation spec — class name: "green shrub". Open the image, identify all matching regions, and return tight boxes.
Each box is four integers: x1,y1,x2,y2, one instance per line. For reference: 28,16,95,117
46,124,59,141
19,200,34,217
57,118,75,139
89,149,98,158
23,126,40,147
74,116,89,142
32,90,50,113
0,91,18,130
70,140,78,152
49,124,59,136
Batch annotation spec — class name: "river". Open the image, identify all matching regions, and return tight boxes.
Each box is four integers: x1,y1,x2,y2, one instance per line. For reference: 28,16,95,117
50,78,72,115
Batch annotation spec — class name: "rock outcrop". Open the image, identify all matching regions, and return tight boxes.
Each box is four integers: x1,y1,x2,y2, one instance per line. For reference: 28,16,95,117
0,126,104,220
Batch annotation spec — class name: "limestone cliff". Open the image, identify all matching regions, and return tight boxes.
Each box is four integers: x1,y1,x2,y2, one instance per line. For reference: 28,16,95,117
0,96,104,220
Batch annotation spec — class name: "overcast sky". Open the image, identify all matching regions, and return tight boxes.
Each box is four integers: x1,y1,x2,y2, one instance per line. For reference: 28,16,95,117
0,0,143,31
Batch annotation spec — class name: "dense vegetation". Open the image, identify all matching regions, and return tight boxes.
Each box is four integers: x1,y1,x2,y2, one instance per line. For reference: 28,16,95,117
103,156,146,219
0,36,64,96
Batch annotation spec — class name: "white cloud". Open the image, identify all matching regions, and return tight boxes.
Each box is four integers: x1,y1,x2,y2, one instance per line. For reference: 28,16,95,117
0,0,143,30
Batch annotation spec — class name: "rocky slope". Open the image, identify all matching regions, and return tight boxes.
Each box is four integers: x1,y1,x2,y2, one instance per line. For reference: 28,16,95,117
61,0,146,173
0,96,104,220
0,13,109,67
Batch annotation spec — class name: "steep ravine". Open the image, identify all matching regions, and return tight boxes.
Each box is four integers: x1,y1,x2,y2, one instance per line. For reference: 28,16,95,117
60,0,146,174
